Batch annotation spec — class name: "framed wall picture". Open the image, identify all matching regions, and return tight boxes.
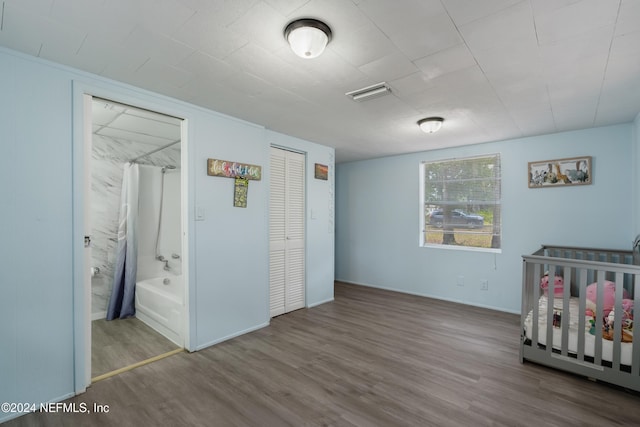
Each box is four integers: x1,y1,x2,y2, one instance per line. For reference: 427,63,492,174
314,163,328,180
528,156,591,188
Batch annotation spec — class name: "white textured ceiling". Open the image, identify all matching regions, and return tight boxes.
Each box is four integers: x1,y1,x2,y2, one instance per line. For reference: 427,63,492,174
2,0,639,163
92,98,181,148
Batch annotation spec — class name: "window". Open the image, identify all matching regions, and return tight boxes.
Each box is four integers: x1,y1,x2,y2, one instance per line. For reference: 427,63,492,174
420,154,501,251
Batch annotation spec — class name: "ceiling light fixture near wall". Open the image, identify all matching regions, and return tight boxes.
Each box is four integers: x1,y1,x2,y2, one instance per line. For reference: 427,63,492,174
345,82,391,102
284,18,332,59
418,117,444,133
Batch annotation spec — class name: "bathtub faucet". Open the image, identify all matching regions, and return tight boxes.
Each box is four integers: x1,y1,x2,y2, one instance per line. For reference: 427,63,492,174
157,255,170,271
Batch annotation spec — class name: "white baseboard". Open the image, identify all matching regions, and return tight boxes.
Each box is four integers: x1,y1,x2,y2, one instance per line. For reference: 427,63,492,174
307,297,334,308
335,279,520,315
91,311,106,321
195,322,270,351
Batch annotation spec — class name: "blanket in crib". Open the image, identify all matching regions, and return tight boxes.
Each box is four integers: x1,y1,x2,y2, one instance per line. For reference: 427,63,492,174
524,295,633,343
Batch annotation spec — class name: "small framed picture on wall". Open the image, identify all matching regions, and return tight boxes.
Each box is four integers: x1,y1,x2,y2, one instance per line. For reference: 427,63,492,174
314,163,328,180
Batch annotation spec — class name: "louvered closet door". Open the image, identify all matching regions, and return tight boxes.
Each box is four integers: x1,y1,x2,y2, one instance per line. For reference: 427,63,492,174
269,147,305,317
269,149,287,317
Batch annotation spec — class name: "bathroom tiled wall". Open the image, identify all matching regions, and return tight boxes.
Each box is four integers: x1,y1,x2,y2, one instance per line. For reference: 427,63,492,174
91,134,180,318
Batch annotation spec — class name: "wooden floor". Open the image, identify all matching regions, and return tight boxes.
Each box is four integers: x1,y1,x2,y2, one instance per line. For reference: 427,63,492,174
8,282,640,426
92,317,180,378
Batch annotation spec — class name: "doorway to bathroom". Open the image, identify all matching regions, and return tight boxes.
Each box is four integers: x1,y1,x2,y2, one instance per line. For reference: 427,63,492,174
86,97,186,381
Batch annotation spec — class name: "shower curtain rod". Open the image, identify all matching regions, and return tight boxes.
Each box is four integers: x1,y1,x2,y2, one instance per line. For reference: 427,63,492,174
130,140,180,163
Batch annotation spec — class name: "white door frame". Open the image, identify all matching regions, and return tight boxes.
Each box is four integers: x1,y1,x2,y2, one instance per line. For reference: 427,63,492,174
72,81,191,392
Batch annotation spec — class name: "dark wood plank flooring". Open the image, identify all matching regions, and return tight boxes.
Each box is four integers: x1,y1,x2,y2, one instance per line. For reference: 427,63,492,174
7,282,640,426
92,317,180,378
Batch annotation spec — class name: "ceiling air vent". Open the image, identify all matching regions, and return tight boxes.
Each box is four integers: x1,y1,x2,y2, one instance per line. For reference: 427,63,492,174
345,82,391,102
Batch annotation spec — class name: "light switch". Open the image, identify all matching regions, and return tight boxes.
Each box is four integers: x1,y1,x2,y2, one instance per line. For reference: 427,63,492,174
196,206,205,221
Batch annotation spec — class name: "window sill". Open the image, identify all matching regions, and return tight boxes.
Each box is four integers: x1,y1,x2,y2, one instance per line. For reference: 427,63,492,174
421,243,502,254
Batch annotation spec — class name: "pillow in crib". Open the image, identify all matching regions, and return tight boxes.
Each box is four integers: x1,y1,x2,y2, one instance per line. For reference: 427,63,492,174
585,281,630,318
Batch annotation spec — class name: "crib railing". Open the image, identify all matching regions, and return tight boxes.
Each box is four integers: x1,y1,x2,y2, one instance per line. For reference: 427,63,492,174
521,245,640,391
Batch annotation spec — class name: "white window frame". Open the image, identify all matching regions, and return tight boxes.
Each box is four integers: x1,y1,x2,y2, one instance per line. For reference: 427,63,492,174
419,154,501,253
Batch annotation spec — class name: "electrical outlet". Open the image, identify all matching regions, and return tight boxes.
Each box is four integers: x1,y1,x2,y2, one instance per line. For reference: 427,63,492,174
457,276,464,286
481,279,489,290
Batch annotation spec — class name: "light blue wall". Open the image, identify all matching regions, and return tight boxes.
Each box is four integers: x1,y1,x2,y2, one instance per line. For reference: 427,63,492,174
0,47,334,422
336,124,634,313
193,128,336,350
1,47,76,413
190,113,270,349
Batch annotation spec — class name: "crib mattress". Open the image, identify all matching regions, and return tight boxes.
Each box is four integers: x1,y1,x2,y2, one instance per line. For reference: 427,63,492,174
523,295,633,366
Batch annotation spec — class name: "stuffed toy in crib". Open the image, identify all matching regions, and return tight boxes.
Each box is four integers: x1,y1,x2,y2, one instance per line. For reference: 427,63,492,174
540,273,564,297
584,281,630,318
602,298,634,342
583,281,634,342
539,275,634,341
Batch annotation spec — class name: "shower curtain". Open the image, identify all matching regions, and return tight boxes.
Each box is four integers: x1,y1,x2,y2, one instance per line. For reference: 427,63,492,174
106,163,140,320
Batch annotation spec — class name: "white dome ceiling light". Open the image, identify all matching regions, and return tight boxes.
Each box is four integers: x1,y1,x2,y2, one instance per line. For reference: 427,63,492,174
418,117,444,134
284,19,332,59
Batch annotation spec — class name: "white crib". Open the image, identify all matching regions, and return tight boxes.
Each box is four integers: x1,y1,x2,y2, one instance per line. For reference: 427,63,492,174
521,245,640,391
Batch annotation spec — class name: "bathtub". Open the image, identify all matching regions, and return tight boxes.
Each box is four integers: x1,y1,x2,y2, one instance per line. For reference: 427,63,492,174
135,275,183,347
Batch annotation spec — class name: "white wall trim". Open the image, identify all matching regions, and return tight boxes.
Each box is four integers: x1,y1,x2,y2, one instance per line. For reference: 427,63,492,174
91,311,107,321
195,322,270,351
72,78,196,391
307,297,334,308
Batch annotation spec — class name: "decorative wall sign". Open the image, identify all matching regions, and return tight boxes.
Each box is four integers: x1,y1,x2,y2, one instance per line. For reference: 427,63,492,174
208,158,262,180
234,177,248,208
528,156,591,188
314,163,328,180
